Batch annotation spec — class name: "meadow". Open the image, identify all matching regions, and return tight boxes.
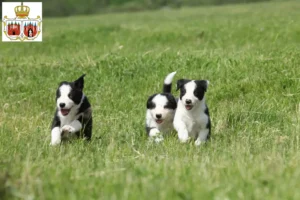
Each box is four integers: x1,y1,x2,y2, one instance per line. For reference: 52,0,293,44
1,1,300,199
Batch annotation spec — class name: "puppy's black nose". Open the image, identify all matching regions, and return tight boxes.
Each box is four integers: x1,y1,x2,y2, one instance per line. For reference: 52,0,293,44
186,99,192,104
59,103,66,108
156,114,162,119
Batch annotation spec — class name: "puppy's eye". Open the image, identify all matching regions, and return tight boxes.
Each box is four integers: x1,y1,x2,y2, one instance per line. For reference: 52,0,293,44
68,94,72,98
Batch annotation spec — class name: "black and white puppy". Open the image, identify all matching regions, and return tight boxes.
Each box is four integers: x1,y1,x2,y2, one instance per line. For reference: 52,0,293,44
50,74,92,145
146,71,177,142
173,79,211,146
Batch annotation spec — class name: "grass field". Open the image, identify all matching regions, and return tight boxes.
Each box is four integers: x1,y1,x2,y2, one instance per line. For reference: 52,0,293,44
1,1,300,199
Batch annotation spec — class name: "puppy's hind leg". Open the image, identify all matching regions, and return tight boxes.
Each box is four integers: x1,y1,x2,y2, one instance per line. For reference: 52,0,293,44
195,128,210,146
83,117,92,140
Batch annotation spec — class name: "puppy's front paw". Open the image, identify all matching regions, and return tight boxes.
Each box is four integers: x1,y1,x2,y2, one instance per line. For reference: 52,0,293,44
195,139,203,146
179,137,190,143
178,134,189,143
51,127,62,146
178,129,189,143
61,125,75,134
154,134,164,143
149,128,160,137
148,129,164,144
50,139,61,146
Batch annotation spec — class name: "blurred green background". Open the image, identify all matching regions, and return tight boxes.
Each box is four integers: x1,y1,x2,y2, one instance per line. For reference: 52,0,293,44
1,0,273,17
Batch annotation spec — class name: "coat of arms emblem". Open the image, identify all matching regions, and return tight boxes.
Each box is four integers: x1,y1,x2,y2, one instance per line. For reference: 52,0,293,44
2,2,42,42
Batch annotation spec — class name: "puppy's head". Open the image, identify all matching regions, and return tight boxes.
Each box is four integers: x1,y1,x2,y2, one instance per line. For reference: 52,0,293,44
177,79,209,111
56,74,85,116
146,93,177,125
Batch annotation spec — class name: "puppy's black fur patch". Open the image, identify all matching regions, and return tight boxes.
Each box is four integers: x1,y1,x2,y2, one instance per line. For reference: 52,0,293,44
204,106,211,140
146,94,156,109
194,80,207,101
177,79,190,100
163,93,177,110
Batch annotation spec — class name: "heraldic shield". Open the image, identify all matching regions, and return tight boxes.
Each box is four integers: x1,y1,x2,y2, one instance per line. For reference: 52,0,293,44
2,2,42,41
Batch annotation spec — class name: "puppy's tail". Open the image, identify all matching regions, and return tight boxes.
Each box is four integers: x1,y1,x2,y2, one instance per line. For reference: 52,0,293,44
163,71,177,93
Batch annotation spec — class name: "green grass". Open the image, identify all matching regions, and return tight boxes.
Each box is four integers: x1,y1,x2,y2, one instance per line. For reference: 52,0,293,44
1,1,300,199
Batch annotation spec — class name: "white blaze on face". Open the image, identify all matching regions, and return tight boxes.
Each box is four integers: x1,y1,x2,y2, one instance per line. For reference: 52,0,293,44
56,84,74,110
181,81,199,106
150,94,173,124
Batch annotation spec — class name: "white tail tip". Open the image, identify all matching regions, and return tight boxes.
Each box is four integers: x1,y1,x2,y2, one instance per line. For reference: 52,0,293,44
164,71,177,85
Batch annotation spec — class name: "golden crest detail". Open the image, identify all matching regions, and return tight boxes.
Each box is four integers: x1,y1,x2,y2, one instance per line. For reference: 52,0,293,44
2,2,42,42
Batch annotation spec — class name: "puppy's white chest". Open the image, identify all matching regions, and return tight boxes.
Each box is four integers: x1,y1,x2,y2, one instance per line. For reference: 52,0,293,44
59,112,81,127
60,117,73,127
182,117,199,136
159,122,173,133
182,113,208,136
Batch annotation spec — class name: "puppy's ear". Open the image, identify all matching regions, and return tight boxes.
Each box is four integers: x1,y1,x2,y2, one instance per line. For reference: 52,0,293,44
195,80,209,92
176,79,190,91
74,74,85,91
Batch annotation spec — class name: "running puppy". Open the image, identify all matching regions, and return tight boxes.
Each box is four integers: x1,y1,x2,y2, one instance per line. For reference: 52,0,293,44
50,74,92,145
145,71,177,141
173,79,211,146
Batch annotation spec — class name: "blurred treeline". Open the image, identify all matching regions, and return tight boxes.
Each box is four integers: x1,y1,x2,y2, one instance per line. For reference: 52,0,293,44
1,0,272,17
